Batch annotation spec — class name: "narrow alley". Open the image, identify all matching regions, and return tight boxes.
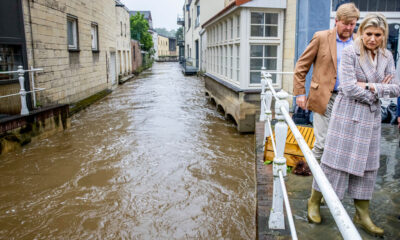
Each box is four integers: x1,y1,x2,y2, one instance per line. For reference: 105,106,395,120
0,62,256,239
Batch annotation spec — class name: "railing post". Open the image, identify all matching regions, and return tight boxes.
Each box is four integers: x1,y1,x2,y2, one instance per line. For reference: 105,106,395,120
268,88,289,229
261,70,273,152
18,65,29,115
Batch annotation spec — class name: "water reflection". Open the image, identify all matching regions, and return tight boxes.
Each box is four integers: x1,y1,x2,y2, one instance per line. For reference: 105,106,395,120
0,63,255,239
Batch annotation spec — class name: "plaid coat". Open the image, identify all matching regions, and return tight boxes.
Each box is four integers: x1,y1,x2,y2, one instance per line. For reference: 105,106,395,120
321,43,400,176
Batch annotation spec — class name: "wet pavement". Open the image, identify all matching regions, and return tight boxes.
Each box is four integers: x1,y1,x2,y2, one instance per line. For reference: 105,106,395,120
0,62,256,239
285,124,400,239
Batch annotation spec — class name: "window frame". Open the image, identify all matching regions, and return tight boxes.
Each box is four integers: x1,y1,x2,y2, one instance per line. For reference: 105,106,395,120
67,14,79,51
250,12,279,38
249,44,279,85
91,22,99,52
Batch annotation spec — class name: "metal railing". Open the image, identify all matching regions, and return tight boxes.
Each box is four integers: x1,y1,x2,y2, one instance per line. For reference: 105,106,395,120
0,66,44,115
260,69,362,240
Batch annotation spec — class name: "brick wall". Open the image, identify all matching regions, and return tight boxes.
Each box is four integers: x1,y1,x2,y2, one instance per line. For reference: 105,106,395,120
131,40,142,72
22,0,116,106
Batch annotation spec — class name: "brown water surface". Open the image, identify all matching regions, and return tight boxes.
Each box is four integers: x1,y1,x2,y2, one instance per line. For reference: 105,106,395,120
0,62,255,239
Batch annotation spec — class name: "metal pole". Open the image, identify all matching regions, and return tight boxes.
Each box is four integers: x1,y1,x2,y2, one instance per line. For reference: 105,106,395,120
18,66,29,115
278,170,298,240
31,66,37,107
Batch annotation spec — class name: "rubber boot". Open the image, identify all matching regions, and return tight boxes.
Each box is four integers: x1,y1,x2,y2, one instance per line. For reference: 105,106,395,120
353,199,384,236
307,189,323,223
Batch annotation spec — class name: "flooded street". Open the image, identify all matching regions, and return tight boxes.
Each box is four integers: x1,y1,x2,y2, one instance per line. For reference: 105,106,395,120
0,62,255,239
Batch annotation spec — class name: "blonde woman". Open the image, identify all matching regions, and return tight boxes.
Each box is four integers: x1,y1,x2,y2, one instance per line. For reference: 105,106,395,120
309,13,400,236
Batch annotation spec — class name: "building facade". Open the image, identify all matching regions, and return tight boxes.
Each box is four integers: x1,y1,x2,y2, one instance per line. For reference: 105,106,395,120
157,34,170,57
182,0,225,69
115,1,132,80
0,0,120,115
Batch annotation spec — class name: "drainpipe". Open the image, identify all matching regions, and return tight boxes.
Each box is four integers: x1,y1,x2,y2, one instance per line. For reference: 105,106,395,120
27,0,36,67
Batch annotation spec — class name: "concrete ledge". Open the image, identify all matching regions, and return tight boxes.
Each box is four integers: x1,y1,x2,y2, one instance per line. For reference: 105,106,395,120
119,74,135,84
205,73,262,94
0,104,70,155
69,89,112,115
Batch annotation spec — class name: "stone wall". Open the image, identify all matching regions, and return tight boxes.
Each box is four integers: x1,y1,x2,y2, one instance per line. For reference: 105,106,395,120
131,40,142,72
22,0,116,106
0,104,70,155
204,75,260,133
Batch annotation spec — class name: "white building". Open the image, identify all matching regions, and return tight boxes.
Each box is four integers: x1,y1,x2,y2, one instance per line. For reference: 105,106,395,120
115,0,132,82
201,0,296,132
182,0,225,68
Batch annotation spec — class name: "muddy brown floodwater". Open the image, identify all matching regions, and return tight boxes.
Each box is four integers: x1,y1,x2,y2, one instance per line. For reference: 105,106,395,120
0,62,256,239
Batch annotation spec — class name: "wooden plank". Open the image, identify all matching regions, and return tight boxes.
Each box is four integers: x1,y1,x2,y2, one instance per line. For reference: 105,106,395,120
264,126,315,166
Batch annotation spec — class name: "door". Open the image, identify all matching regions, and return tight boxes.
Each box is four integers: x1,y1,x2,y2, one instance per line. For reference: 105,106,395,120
110,52,116,85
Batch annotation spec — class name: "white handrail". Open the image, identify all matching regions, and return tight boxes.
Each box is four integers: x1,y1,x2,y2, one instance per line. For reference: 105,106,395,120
261,70,362,240
278,170,298,240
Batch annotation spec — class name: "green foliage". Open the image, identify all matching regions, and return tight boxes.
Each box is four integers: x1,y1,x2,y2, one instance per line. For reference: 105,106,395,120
264,160,273,165
130,13,153,51
175,27,183,41
154,28,176,38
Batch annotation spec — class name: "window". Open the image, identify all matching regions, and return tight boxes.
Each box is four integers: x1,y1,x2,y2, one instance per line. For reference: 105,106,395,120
224,21,227,41
236,15,240,38
195,5,200,27
250,12,278,37
236,44,240,81
229,45,233,79
224,46,227,76
124,23,126,37
91,23,99,51
230,18,233,39
220,47,223,74
0,44,23,82
120,21,123,36
67,15,78,50
249,45,278,84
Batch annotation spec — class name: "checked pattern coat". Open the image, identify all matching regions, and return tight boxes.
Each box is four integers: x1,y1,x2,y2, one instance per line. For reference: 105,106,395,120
321,43,400,176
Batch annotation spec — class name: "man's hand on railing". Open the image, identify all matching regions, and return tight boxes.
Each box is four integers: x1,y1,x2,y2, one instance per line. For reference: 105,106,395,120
296,95,307,110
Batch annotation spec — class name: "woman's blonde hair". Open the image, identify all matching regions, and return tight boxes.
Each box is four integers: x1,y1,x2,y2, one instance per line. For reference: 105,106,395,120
336,3,360,21
356,13,389,53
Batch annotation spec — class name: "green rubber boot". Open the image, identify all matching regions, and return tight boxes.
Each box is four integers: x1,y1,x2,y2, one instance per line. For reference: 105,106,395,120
307,189,323,224
353,199,384,236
